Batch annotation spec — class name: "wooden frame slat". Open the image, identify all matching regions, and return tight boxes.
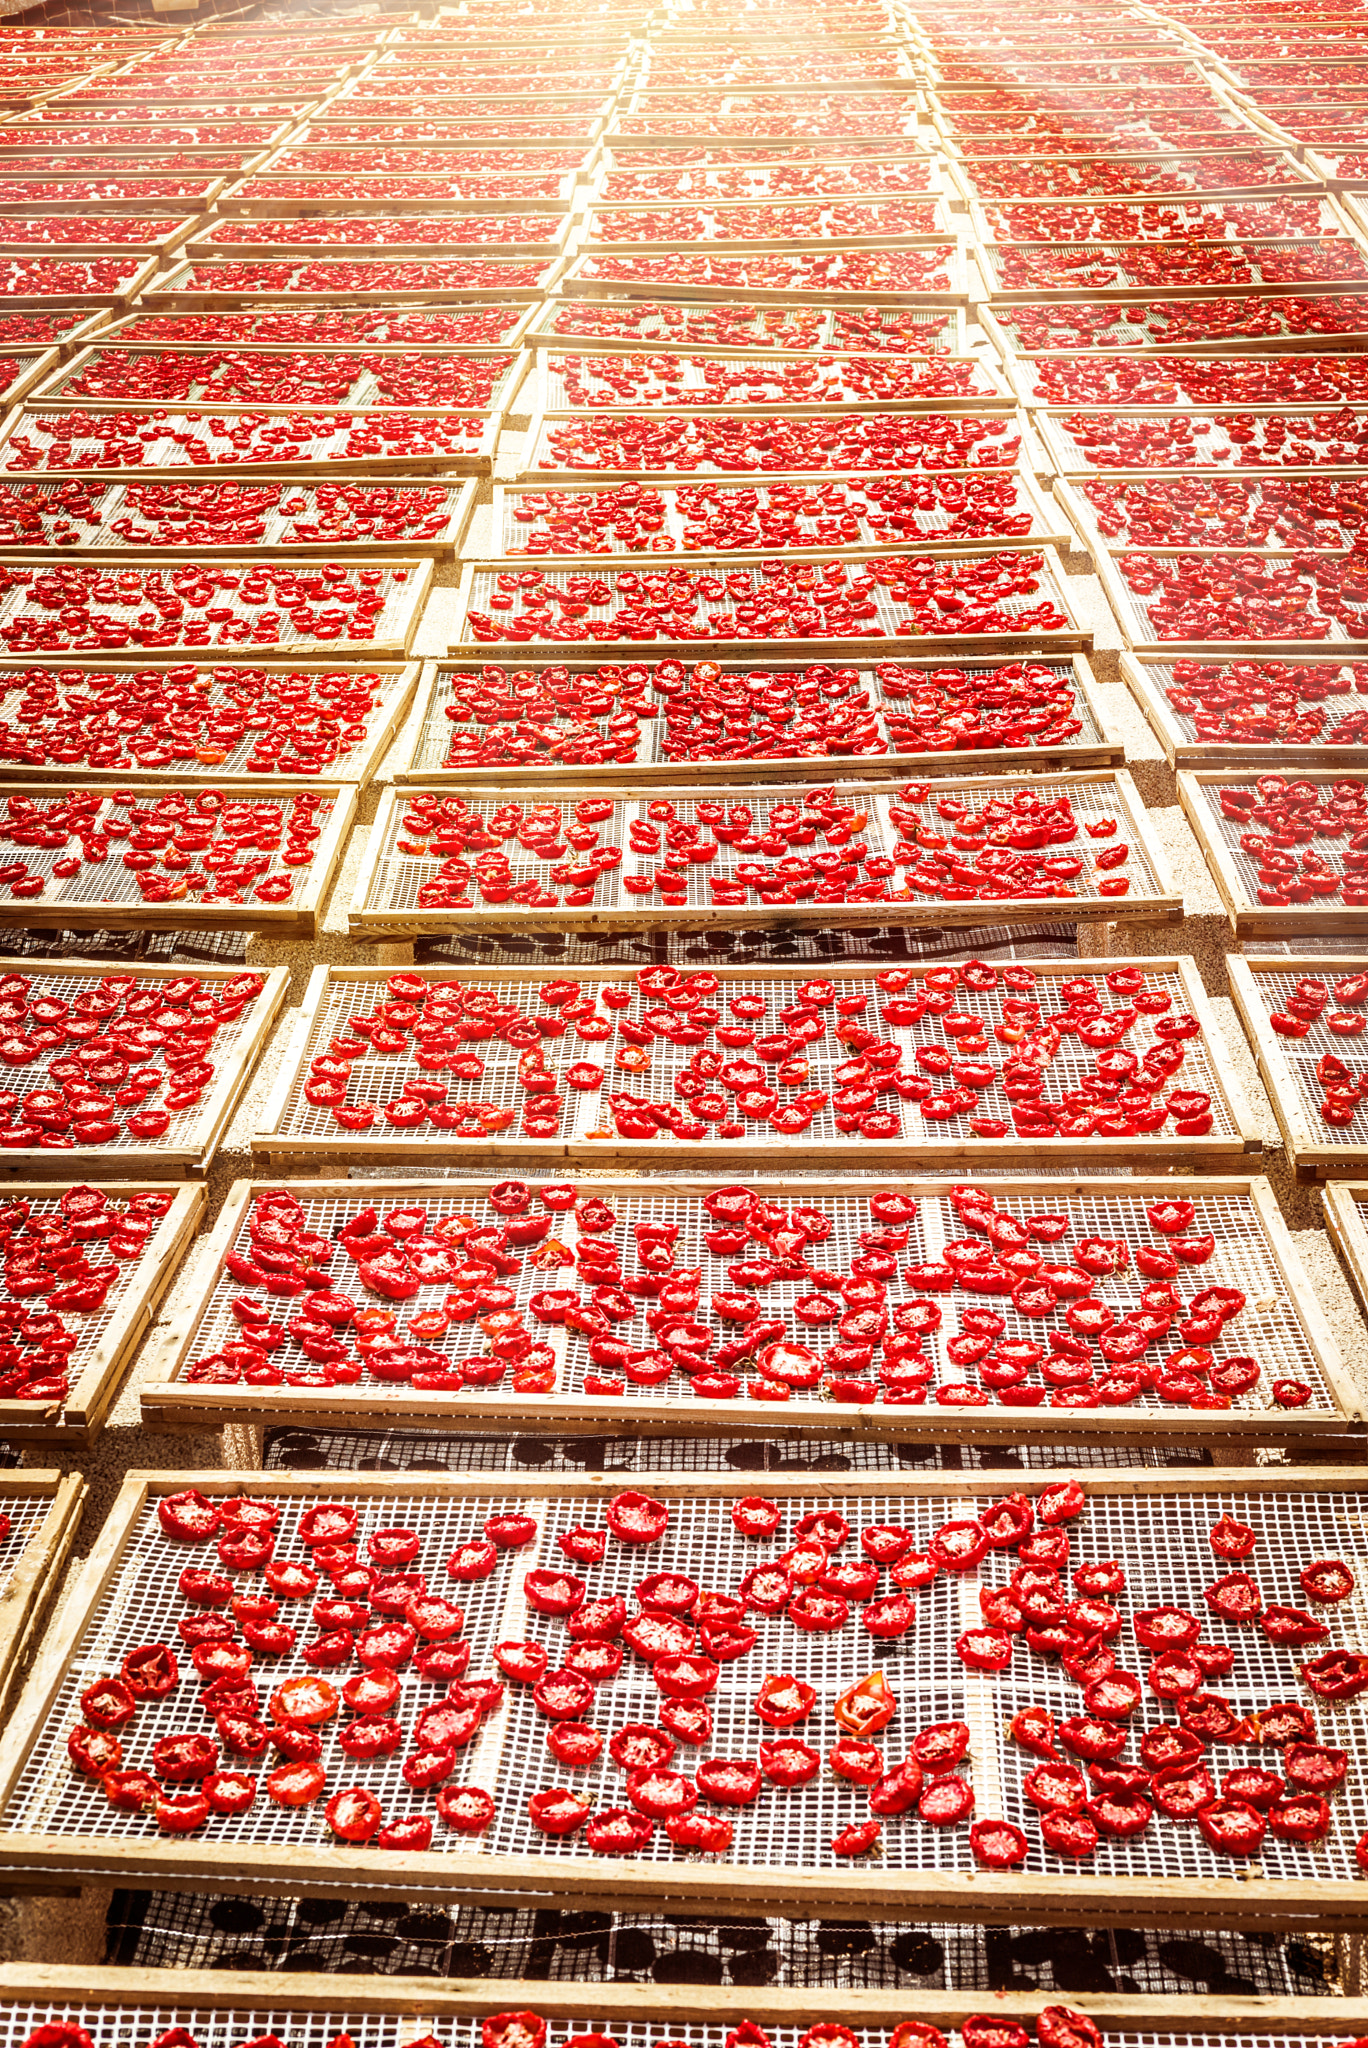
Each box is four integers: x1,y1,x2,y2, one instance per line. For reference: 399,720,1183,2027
6,1968,1368,2037
139,1171,1363,1449
0,1182,201,1442
1229,952,1368,1180
0,1470,84,1728
6,1465,1368,1925
253,955,1262,1172
350,769,1178,941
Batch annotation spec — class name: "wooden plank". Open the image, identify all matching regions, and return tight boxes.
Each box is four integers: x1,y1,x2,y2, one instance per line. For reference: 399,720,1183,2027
449,546,1091,658
1229,953,1368,1179
0,780,354,940
0,660,417,791
0,556,434,664
9,1968,1368,2039
253,955,1262,1172
0,1183,202,1443
0,1470,85,1729
1322,1182,1368,1353
0,957,290,1180
140,1170,1362,1448
1180,768,1368,941
10,1466,1368,1922
349,768,1180,941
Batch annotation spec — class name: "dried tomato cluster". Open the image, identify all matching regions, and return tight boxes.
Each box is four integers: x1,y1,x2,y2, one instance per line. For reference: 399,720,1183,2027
58,350,511,409
586,201,942,242
1033,357,1368,407
0,967,265,1150
0,216,174,247
0,563,403,654
119,309,524,347
966,151,1303,198
4,408,485,474
993,243,1368,292
0,256,146,294
580,249,954,290
0,787,324,907
1265,971,1368,1130
1119,552,1368,642
602,160,934,200
1082,477,1368,552
200,214,561,249
1214,776,1368,909
1160,660,1368,749
986,198,1331,241
538,412,1018,477
552,353,987,407
1001,296,1368,351
1060,409,1368,468
0,1184,176,1403
173,258,549,293
0,479,458,551
544,303,945,354
0,664,385,775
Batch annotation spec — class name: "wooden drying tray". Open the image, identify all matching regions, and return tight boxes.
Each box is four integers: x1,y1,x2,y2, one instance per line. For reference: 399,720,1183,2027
0,349,57,411
527,298,965,356
1120,649,1368,775
0,956,288,1182
976,243,1368,306
34,342,532,419
491,466,1069,558
1323,1182,1368,1346
214,176,587,219
976,301,1368,360
0,658,418,792
449,547,1089,661
1035,403,1368,478
95,304,542,353
0,778,355,940
252,954,1261,1173
999,345,1363,408
0,554,435,665
180,218,577,263
1083,547,1368,661
1179,766,1368,942
965,193,1356,248
0,178,227,213
6,1465,1368,1924
0,402,503,481
349,768,1178,941
395,649,1121,788
558,245,969,306
0,1182,201,1443
529,353,1015,415
1230,951,1368,1179
139,258,555,309
0,1471,84,1726
1,253,161,311
140,1170,1361,1450
942,150,1323,210
580,210,955,257
14,1975,1358,2043
1052,471,1362,567
0,477,479,567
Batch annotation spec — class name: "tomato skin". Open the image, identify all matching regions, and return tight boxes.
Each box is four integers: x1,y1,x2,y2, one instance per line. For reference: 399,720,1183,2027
156,1793,210,1834
326,1787,384,1842
547,1721,604,1767
436,1785,496,1833
1197,1797,1267,1856
204,1771,257,1816
528,1787,591,1835
266,1760,326,1806
665,1811,733,1851
970,1819,1028,1868
378,1815,434,1851
831,1818,882,1857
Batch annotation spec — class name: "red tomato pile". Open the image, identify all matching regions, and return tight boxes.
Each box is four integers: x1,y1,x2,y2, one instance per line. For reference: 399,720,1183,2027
199,215,562,249
580,250,955,291
603,161,935,200
0,257,147,295
986,198,1333,242
0,563,405,653
117,309,526,347
0,664,387,775
586,202,943,243
0,217,178,248
0,787,327,907
552,354,989,407
465,553,1064,645
240,174,569,202
508,476,1033,556
538,413,1018,476
171,258,550,294
57,350,512,409
1000,297,1368,350
270,149,582,175
57,1478,1361,1861
966,152,1304,198
1031,357,1368,406
1158,660,1368,749
1081,478,1368,551
1058,410,1368,468
544,303,950,354
396,783,1130,915
1265,970,1368,1129
1215,778,1368,909
0,967,265,1152
0,480,460,550
181,1176,1312,1413
3,409,487,474
0,1184,176,1403
435,656,1082,771
291,959,1219,1150
993,243,1368,293
1116,553,1367,642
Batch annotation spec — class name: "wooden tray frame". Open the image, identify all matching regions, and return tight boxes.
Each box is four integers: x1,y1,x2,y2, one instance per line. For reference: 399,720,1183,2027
181,216,577,263
1120,649,1368,773
1036,403,1368,479
0,1181,202,1443
967,192,1356,250
558,244,970,307
977,299,1368,359
253,954,1261,1173
942,148,1320,209
17,1969,1368,2041
0,956,289,1181
1052,470,1362,564
10,1464,1368,1923
449,546,1090,659
350,768,1178,941
0,658,416,791
1179,766,1368,941
0,253,160,311
397,649,1121,787
0,1471,84,1727
529,347,1015,415
1084,545,1368,660
0,778,355,940
527,297,966,356
1002,346,1368,409
492,465,1070,557
0,402,503,482
33,341,531,422
0,554,435,664
1229,951,1368,1180
1323,1181,1368,1342
97,304,542,353
141,1170,1360,1450
216,173,586,218
0,476,479,564
976,242,1368,306
140,256,555,310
